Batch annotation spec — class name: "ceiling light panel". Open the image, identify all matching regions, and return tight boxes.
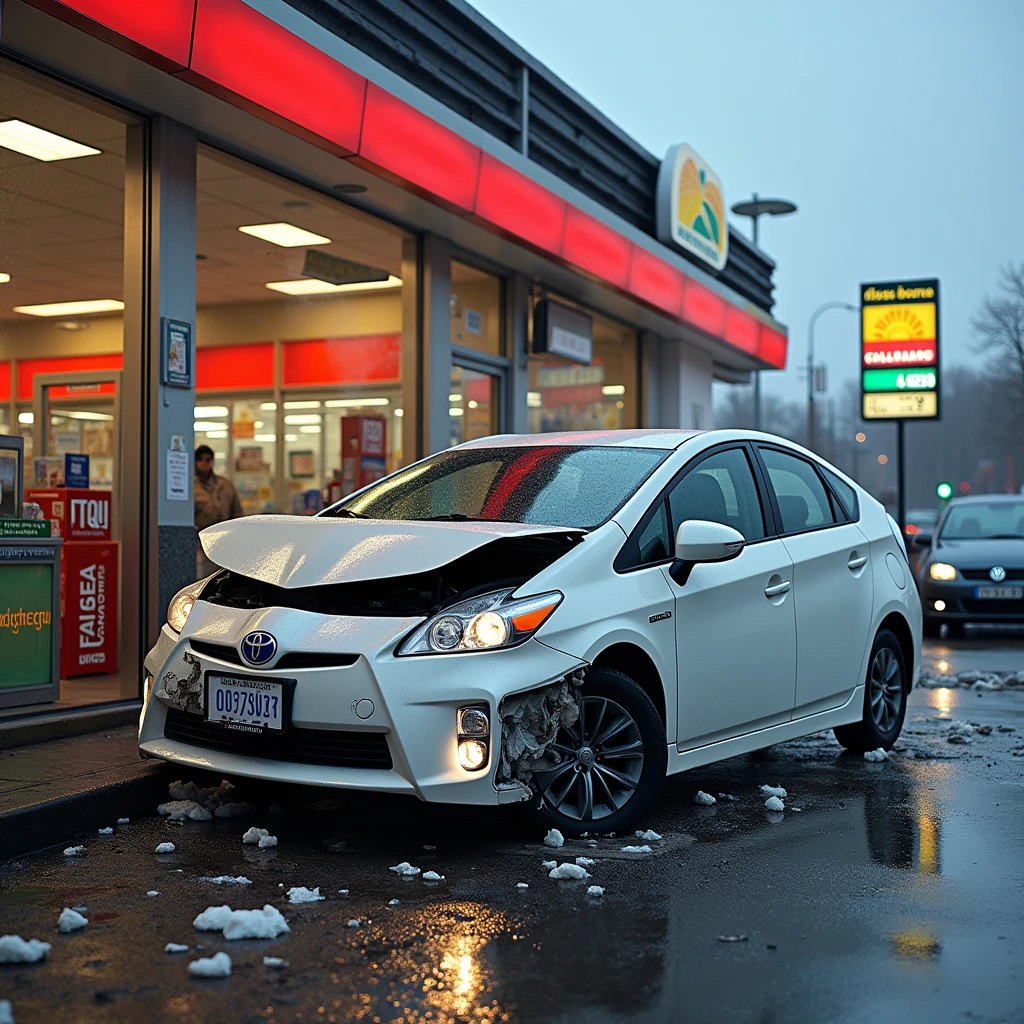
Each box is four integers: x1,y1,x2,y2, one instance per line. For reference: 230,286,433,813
264,276,402,296
238,222,331,247
13,299,124,317
0,120,102,161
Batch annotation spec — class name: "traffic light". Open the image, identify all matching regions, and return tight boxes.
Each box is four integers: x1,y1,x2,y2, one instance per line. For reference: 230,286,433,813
936,481,953,501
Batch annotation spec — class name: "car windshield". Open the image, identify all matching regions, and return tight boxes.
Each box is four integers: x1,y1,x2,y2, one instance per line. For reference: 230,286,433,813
939,501,1024,540
325,445,668,529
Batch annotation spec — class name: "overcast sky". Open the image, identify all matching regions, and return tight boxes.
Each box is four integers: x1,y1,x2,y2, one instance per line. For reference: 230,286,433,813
467,0,1024,409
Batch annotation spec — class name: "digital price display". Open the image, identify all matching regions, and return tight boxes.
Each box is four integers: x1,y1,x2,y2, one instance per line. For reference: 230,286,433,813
860,279,940,421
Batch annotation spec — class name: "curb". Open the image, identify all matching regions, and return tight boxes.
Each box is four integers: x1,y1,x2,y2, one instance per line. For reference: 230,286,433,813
0,761,174,861
0,702,142,751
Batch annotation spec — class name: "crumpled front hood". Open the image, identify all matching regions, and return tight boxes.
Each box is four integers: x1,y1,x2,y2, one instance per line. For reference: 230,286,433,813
200,515,582,588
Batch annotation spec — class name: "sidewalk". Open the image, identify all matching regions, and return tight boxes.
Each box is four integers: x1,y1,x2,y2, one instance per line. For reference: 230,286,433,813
0,725,172,861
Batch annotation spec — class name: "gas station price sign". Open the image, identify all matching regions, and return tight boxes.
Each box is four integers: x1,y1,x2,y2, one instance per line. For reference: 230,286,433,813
860,278,940,420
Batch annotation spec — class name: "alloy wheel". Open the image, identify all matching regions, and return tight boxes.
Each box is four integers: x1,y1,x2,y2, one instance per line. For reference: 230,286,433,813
535,695,644,822
869,647,903,734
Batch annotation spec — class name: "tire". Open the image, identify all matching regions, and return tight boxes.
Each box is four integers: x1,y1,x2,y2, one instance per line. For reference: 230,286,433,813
834,629,908,753
532,666,667,837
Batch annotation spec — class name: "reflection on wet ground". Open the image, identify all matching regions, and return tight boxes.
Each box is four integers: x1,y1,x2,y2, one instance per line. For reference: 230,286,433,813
1,680,1023,1023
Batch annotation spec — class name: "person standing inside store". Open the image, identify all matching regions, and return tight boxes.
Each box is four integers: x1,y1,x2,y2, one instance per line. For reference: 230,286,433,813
194,444,243,579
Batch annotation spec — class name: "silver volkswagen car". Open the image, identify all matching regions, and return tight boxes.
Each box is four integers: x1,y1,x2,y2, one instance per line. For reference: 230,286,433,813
140,430,921,834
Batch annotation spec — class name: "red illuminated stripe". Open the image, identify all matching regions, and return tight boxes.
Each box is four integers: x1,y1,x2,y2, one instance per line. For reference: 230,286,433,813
560,207,632,289
0,362,10,403
473,154,566,254
627,247,684,317
682,281,727,337
724,307,761,357
196,343,273,391
482,448,560,518
356,84,481,212
861,339,936,367
15,354,123,401
185,0,365,155
25,0,196,68
282,335,400,387
759,325,788,369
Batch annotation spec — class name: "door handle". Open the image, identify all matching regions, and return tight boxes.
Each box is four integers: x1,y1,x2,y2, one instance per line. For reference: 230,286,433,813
848,555,868,570
764,580,791,598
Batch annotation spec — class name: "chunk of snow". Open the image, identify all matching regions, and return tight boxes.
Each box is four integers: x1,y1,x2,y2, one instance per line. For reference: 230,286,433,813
694,791,716,806
717,794,739,802
0,999,12,1024
863,748,889,762
198,876,252,885
586,885,605,897
338,889,349,895
422,871,444,882
764,796,785,812
947,720,974,736
165,943,189,954
257,835,278,849
541,860,557,870
635,829,662,841
286,887,324,904
0,936,51,963
63,846,85,857
213,802,255,819
760,785,787,799
575,857,596,867
548,862,591,880
388,899,400,906
516,883,529,889
388,862,421,877
193,906,233,931
242,827,269,844
222,905,289,940
620,845,653,855
97,827,113,835
155,842,176,854
157,800,213,822
58,908,88,932
117,817,129,824
347,919,360,928
423,844,436,850
147,891,160,897
263,957,288,968
543,829,564,848
188,951,231,978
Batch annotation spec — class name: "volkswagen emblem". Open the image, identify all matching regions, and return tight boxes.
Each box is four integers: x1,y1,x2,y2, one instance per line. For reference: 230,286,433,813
240,631,277,666
990,566,1007,583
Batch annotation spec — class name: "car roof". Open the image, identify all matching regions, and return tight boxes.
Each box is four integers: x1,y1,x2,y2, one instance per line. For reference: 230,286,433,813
458,429,706,450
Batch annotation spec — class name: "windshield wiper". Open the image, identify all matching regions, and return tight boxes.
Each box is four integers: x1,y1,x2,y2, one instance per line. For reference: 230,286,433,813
329,508,370,519
414,514,492,522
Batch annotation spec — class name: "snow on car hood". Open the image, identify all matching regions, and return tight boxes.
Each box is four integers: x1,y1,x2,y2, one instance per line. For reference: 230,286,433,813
200,515,582,588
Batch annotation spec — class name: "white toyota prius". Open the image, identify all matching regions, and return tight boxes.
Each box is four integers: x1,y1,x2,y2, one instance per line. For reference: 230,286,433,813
140,429,921,834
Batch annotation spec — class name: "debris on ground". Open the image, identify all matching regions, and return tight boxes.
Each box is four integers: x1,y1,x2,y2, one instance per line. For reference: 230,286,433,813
157,801,213,822
918,670,1024,690
422,871,444,882
619,845,653,855
57,908,88,932
286,887,324,904
717,934,749,943
388,899,400,906
587,886,605,897
116,817,129,825
543,829,565,848
389,862,421,877
975,724,993,736
338,889,349,895
760,785,787,799
948,720,974,737
159,779,254,821
258,835,278,849
948,733,970,745
193,906,233,931
198,876,252,886
764,796,785,812
516,883,529,889
63,846,85,857
694,791,716,806
541,860,557,870
635,829,663,841
549,862,591,879
242,827,270,844
863,748,890,762
97,827,113,835
575,857,596,867
155,842,176,854
223,906,289,940
165,943,189,954
347,919,360,927
718,793,739,802
188,951,231,978
263,957,288,968
0,999,12,1024
147,891,160,897
0,936,51,963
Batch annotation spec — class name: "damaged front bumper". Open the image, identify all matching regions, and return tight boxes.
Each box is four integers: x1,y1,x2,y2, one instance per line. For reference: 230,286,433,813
138,602,586,807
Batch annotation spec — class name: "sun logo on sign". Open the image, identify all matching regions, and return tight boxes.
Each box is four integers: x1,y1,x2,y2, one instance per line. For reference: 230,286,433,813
871,308,927,341
677,158,725,257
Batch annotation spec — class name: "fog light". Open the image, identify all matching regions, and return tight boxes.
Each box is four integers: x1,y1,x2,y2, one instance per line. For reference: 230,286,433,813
933,599,946,612
457,707,489,736
458,739,488,771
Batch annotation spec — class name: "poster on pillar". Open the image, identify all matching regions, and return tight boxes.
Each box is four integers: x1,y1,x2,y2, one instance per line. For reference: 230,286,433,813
61,540,119,678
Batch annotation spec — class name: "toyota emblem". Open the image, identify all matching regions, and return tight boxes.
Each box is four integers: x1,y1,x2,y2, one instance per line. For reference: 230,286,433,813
240,630,277,666
990,566,1007,583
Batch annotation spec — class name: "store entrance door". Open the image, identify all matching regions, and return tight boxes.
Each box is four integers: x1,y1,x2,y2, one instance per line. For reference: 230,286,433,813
29,371,124,694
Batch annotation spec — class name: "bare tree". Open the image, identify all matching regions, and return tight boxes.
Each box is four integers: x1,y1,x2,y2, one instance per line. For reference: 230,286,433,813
972,262,1024,432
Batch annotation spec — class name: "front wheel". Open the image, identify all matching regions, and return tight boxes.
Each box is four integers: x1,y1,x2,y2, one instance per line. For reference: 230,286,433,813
834,629,907,753
532,667,666,837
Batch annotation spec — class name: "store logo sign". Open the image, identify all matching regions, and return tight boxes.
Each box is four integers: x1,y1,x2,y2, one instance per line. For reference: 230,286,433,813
70,497,109,534
656,144,729,272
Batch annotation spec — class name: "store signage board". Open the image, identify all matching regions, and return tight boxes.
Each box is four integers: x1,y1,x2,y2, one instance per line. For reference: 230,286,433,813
161,317,193,388
860,279,940,420
656,143,728,272
533,299,594,365
64,454,90,489
302,250,390,286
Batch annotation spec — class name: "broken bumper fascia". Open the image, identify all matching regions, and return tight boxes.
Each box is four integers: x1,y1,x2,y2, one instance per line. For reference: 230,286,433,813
139,613,585,807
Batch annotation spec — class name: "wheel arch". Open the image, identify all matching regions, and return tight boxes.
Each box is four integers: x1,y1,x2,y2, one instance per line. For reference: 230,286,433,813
879,611,915,691
590,642,667,729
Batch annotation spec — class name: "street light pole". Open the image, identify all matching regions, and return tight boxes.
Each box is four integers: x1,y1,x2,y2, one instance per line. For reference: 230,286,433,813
806,301,858,453
730,193,797,432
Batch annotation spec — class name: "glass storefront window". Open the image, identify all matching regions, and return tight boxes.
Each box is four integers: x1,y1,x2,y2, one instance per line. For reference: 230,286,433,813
528,300,638,433
451,261,502,356
449,366,498,446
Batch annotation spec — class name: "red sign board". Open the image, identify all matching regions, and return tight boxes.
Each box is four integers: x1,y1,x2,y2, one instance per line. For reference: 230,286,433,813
26,489,113,541
61,541,119,678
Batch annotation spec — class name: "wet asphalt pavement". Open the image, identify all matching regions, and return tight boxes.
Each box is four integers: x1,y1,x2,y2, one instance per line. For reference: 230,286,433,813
1,635,1023,1024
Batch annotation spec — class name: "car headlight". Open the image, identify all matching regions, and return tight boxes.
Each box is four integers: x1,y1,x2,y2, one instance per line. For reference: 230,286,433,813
166,576,214,633
397,589,562,656
929,562,957,581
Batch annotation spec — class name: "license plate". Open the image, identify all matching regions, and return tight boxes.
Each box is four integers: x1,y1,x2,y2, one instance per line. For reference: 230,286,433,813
974,586,1023,600
206,674,286,731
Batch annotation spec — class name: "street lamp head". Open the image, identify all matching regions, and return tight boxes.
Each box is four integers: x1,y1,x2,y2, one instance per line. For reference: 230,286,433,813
731,197,798,218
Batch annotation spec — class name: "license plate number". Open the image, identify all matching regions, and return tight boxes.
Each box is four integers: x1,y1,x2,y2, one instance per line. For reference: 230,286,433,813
975,586,1023,600
207,675,285,731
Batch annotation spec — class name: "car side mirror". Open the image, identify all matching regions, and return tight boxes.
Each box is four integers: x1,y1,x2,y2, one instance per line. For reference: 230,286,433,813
671,520,744,585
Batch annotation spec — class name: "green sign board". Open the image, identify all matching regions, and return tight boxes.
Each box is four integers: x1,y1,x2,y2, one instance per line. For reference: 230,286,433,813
863,368,938,393
0,519,52,539
0,563,55,687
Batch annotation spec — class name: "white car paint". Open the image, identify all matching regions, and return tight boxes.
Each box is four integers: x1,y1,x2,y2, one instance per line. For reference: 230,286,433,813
139,429,922,818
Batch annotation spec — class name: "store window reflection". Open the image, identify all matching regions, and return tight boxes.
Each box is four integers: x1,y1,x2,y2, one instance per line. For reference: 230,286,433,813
451,261,502,356
450,366,498,446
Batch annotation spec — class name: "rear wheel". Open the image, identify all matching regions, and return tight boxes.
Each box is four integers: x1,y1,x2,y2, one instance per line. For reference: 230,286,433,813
834,629,907,753
533,667,666,837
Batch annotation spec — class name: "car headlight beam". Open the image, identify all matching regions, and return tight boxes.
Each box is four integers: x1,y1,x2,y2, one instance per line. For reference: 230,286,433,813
929,562,957,581
166,575,215,633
